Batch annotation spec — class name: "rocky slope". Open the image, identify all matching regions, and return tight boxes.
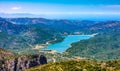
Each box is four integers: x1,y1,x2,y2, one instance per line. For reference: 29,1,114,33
0,48,14,60
0,48,47,71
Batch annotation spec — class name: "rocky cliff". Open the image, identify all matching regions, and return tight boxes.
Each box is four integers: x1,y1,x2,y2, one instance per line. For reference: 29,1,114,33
0,54,47,71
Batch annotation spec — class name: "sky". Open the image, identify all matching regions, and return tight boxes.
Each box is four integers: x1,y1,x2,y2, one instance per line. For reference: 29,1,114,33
0,0,120,20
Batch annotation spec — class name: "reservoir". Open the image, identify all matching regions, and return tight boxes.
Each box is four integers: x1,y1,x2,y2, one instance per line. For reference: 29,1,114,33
43,35,93,53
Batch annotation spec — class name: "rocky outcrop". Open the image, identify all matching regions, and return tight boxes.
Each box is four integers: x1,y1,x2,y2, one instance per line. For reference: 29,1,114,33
0,54,47,71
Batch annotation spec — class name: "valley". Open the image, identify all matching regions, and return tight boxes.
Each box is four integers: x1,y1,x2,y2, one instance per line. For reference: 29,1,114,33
1,0,120,70
0,17,120,71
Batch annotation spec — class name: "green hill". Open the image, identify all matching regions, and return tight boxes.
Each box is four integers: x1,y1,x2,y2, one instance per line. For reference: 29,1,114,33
66,21,120,60
66,34,120,60
0,18,63,53
27,60,120,71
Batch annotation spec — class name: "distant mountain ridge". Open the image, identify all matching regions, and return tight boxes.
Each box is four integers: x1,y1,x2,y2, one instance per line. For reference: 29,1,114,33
5,18,96,33
0,13,42,18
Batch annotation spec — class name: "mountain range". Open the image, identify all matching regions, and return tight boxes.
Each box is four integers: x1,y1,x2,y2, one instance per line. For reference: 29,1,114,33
0,17,120,57
0,17,120,70
0,17,63,52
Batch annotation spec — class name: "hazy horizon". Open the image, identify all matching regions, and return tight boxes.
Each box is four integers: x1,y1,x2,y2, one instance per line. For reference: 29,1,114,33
0,0,120,20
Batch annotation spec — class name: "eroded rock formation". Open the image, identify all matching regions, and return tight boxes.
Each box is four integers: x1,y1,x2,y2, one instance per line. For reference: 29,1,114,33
0,54,47,71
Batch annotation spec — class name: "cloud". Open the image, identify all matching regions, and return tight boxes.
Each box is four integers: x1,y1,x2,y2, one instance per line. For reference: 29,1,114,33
11,6,21,10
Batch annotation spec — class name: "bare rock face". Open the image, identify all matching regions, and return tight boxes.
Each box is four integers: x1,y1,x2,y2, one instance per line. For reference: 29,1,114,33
39,55,47,65
0,54,47,71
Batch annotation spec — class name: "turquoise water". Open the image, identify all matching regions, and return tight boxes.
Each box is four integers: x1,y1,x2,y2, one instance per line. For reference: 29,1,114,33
44,35,92,53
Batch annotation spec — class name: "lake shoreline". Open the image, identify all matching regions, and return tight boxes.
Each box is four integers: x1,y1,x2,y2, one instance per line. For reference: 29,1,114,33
33,34,95,53
42,34,94,53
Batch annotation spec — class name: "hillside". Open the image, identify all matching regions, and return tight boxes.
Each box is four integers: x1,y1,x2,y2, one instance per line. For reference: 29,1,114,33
66,21,120,60
0,18,27,34
27,60,120,71
0,18,63,53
